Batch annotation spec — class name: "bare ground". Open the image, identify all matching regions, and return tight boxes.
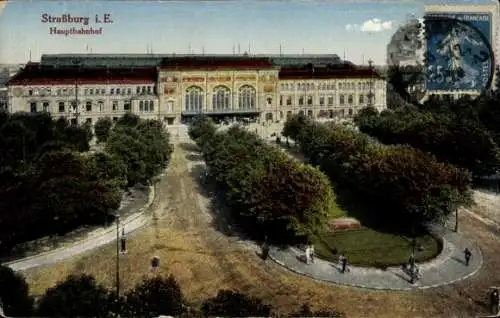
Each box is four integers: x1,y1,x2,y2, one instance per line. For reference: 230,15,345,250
22,142,500,317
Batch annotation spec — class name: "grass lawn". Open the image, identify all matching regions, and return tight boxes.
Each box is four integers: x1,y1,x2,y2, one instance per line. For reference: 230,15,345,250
314,227,441,268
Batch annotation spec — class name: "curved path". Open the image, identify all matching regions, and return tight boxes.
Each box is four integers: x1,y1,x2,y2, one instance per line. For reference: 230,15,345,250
3,184,157,272
269,223,482,291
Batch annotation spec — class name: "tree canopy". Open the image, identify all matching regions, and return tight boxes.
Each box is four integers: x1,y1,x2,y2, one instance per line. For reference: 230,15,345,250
284,114,472,230
0,265,34,317
354,104,500,178
201,289,272,317
0,112,172,253
190,118,342,244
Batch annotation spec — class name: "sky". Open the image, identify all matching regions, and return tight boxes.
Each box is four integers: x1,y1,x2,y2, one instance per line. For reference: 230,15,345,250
0,0,496,65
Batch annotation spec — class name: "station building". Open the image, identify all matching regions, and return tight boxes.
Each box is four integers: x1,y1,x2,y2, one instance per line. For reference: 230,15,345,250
6,54,386,125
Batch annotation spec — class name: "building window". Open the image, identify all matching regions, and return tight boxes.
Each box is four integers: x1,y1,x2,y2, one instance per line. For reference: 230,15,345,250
142,86,146,94
124,100,131,111
84,89,88,95
116,88,120,95
28,89,33,96
128,88,132,95
86,101,92,112
348,95,353,104
212,86,230,111
59,102,65,113
279,95,283,106
340,95,345,105
111,88,114,95
139,101,144,112
319,96,325,106
30,102,37,113
98,101,104,112
307,96,313,106
112,101,118,111
42,102,49,112
185,86,204,112
286,96,292,106
238,85,256,109
101,89,105,94
328,96,334,106
359,94,365,104
298,96,304,106
266,97,272,107
136,86,140,94
339,83,343,90
86,118,92,124
148,100,154,112
147,86,152,94
349,108,353,116
89,89,93,95
307,110,313,118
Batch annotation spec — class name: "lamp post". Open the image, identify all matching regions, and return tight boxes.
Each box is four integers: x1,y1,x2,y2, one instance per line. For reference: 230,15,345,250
115,215,120,299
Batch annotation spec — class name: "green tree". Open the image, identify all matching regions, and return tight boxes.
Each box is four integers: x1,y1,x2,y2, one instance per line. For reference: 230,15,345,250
122,275,185,318
94,117,113,143
201,290,272,317
282,113,310,141
0,265,34,317
36,274,114,318
116,113,140,128
188,115,217,146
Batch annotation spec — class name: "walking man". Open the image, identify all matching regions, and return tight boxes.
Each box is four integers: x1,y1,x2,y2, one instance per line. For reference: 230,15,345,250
261,236,270,261
310,245,315,263
305,246,311,264
341,256,348,273
490,288,499,315
464,248,472,266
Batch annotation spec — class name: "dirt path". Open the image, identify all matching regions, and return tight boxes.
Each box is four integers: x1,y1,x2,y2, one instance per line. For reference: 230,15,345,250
21,142,500,317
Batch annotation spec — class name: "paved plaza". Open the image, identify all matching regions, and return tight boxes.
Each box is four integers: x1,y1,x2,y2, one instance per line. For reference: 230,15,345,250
269,223,483,291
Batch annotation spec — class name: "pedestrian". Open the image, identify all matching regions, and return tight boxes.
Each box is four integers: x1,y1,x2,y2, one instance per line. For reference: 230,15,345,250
305,246,311,264
261,236,270,261
341,256,348,273
490,288,499,315
310,245,315,263
464,248,472,266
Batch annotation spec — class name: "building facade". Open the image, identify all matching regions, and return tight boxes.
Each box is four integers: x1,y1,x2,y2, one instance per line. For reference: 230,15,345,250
6,56,386,125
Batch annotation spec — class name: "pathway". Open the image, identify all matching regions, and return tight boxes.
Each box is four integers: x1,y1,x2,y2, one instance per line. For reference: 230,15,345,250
3,184,157,272
269,223,483,291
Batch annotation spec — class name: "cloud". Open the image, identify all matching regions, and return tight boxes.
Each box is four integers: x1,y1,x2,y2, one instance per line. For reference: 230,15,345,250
345,18,393,33
360,18,393,32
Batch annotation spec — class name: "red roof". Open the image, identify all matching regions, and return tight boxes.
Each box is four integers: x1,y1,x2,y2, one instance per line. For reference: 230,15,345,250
160,57,274,70
279,66,382,80
7,63,157,86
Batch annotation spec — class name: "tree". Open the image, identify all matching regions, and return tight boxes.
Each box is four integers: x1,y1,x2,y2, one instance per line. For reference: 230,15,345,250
0,265,34,317
122,275,185,318
116,113,140,128
285,117,473,230
201,290,272,317
94,117,113,143
282,113,310,141
188,115,217,147
36,274,114,317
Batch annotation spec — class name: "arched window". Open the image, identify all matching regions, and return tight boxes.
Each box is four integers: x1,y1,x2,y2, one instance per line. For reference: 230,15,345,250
185,86,204,113
348,95,354,104
238,85,256,109
98,100,104,112
339,95,345,105
139,101,144,112
149,100,154,112
359,94,365,104
212,86,230,111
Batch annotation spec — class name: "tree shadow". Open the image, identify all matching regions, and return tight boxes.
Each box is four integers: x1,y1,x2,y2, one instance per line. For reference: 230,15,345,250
330,183,416,236
188,162,254,244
